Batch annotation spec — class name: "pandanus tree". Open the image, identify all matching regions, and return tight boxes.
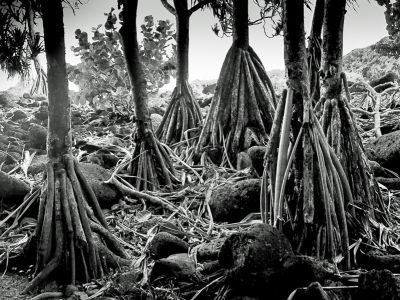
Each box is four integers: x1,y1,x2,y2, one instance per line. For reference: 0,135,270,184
21,0,128,293
318,0,389,244
156,0,212,146
117,0,178,191
262,0,391,270
0,0,46,95
196,0,277,166
261,0,352,268
25,0,47,95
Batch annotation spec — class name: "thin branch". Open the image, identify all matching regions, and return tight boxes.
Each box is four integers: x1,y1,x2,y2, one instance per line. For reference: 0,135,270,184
161,0,176,15
189,0,213,15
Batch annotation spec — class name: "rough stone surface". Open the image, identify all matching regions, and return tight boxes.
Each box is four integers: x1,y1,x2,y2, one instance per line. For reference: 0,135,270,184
148,232,189,259
209,179,261,223
33,107,48,122
279,256,335,298
86,153,119,169
202,83,217,95
150,253,199,283
365,130,400,174
115,269,143,294
28,124,47,150
80,162,121,208
357,269,400,300
0,152,7,164
219,224,294,297
11,109,28,121
0,171,30,205
28,154,47,175
0,92,18,108
247,146,266,176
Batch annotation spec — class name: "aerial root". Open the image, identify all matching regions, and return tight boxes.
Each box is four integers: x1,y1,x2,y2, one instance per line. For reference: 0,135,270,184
261,89,351,269
196,43,276,164
156,81,202,146
30,60,48,95
130,129,179,191
23,154,129,294
324,72,389,225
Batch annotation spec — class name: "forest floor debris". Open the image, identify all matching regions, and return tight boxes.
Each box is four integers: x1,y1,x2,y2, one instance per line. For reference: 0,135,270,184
2,83,400,298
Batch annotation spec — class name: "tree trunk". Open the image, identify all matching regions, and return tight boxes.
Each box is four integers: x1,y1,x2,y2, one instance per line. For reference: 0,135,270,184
42,0,71,162
280,0,351,268
319,0,390,243
308,0,324,102
174,0,190,84
20,2,129,293
232,0,249,48
196,0,275,163
282,0,309,222
283,0,309,99
120,0,150,140
321,0,346,100
309,0,325,41
119,0,176,190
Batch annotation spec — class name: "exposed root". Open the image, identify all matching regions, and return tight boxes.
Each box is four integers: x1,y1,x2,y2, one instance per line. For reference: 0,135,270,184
320,73,390,239
129,129,179,191
261,89,351,269
23,154,129,294
30,291,63,300
30,63,48,96
196,43,276,164
156,81,202,146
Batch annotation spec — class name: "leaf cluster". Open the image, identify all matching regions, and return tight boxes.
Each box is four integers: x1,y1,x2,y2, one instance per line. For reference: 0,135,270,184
209,0,282,38
376,0,400,57
376,0,400,36
0,0,41,78
68,13,176,111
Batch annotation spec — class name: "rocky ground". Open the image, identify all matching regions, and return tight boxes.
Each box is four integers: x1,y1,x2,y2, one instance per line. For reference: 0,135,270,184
0,273,29,300
2,73,400,299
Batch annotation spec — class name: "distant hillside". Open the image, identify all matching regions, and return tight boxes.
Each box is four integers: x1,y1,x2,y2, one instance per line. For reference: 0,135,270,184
267,69,286,96
343,36,400,82
188,69,286,98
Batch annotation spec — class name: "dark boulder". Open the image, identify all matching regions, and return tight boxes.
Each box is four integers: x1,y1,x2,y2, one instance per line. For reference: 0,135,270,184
357,269,400,300
218,224,337,300
11,109,28,121
28,124,47,150
219,224,294,297
0,171,30,206
148,232,189,259
33,107,48,122
247,146,266,176
193,237,226,262
28,154,47,176
202,83,217,95
0,92,18,107
365,130,400,175
115,269,143,294
199,96,212,108
150,253,199,283
80,163,122,208
370,72,398,88
209,179,261,223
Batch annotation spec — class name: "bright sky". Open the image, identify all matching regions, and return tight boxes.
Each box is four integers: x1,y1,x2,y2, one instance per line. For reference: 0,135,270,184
0,0,388,91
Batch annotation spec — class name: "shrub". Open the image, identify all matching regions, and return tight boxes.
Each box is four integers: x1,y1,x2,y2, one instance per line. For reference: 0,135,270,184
68,12,176,112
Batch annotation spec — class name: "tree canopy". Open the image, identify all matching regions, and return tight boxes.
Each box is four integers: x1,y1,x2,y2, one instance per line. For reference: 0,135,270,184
377,0,400,57
0,0,40,77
